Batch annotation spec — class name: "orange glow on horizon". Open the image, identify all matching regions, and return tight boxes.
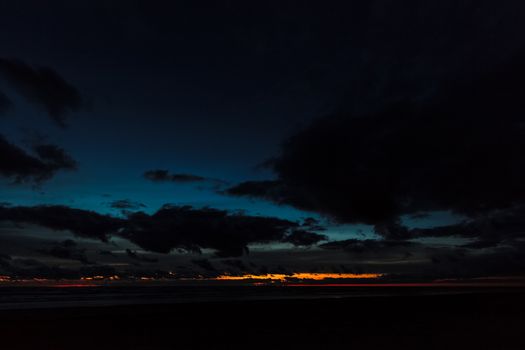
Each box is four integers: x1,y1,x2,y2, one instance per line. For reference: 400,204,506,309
213,273,383,282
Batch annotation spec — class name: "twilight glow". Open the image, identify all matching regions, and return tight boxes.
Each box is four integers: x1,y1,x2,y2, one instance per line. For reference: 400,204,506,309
213,273,383,282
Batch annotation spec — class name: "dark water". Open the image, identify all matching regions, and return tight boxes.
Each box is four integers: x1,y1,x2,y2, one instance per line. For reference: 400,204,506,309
0,285,518,310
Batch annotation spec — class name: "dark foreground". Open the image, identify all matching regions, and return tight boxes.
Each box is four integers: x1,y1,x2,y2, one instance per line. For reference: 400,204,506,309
0,288,523,350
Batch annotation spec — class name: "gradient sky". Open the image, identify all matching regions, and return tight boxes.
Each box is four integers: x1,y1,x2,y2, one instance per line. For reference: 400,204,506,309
1,1,525,281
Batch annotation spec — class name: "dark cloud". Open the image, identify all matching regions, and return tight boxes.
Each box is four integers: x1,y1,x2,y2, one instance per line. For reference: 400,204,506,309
0,204,323,258
321,239,416,254
109,199,146,210
33,143,77,171
225,180,299,207
221,259,249,272
37,239,93,265
61,239,76,248
191,258,216,272
0,205,123,241
281,229,327,246
125,249,158,263
301,217,324,230
0,250,115,279
227,49,525,242
143,170,227,190
0,58,82,127
144,170,208,183
99,250,117,257
14,258,43,267
407,205,525,246
0,135,77,184
373,221,412,241
420,244,525,279
460,240,501,250
0,90,12,115
0,253,12,261
315,238,525,279
0,253,12,269
120,205,304,257
10,264,117,280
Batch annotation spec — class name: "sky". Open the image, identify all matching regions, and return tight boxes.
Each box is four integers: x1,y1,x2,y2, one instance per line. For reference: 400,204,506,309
1,1,525,282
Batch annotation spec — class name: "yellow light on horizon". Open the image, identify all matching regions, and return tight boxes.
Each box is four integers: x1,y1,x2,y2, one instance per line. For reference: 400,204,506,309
213,273,382,282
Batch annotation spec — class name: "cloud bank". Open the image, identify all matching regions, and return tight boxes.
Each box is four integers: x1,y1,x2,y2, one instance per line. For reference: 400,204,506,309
0,204,325,258
227,49,525,246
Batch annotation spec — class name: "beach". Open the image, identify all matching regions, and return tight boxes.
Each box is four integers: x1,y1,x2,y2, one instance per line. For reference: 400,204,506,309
0,287,523,349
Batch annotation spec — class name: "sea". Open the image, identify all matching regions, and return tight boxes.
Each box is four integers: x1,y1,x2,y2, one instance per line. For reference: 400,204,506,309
0,284,516,310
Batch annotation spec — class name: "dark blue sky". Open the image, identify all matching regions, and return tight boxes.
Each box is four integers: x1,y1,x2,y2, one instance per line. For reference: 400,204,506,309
1,2,329,218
